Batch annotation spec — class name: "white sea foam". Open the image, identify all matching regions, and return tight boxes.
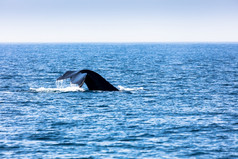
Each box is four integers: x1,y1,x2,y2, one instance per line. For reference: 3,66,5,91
30,80,84,92
30,86,84,92
118,85,144,91
30,80,142,93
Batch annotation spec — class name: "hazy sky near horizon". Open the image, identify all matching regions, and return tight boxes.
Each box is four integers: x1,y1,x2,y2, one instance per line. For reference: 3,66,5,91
0,0,238,42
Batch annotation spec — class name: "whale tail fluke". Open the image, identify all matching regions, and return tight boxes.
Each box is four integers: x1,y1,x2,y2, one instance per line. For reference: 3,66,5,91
57,70,118,91
57,71,77,80
57,71,87,87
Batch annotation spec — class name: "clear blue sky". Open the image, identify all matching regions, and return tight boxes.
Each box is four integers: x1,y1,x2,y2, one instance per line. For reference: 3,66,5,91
0,0,238,42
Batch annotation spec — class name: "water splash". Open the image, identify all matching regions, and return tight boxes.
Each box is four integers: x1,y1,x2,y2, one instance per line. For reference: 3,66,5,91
118,85,144,91
30,80,84,92
30,80,143,93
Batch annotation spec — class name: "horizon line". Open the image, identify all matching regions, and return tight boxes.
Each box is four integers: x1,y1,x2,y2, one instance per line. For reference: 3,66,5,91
0,41,238,44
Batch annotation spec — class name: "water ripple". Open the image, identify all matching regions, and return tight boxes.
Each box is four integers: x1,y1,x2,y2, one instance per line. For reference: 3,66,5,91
0,43,238,158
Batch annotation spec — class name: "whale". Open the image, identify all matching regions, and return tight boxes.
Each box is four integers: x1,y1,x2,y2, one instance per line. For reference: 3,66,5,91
57,69,119,91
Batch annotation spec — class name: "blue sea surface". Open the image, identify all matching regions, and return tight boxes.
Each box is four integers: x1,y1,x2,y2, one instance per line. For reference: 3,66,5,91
0,43,238,158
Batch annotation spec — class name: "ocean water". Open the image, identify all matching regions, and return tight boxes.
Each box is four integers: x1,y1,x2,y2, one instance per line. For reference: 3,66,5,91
0,43,238,158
